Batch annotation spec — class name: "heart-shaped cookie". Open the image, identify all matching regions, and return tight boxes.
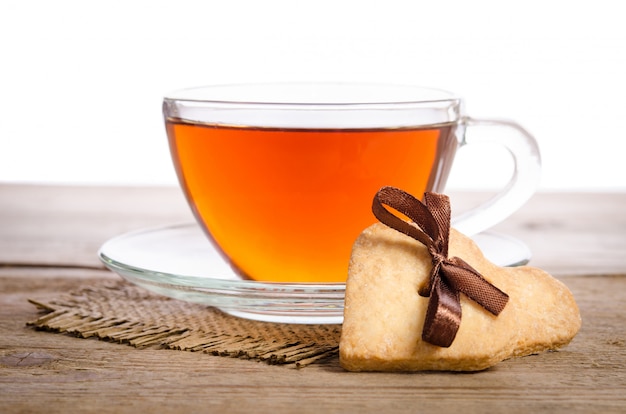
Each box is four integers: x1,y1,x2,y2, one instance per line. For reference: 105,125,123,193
339,223,581,372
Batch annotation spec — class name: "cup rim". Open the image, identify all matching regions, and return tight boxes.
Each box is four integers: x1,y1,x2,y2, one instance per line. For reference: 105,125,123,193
163,82,461,107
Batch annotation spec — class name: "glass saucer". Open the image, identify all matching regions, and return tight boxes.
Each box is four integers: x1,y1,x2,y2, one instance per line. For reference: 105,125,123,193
98,223,530,324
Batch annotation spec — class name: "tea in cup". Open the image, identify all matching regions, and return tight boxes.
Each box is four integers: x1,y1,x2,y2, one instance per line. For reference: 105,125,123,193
163,83,540,283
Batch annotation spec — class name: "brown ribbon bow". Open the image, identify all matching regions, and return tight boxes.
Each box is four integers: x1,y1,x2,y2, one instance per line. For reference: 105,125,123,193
371,186,509,348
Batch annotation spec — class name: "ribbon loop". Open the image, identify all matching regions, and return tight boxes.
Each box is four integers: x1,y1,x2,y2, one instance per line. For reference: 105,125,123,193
422,275,461,348
372,186,509,348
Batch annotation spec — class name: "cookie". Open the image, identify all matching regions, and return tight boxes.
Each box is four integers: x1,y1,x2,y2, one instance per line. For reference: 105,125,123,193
339,223,581,372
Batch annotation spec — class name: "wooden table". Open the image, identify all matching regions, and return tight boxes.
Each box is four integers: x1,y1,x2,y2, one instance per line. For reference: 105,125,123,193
1,184,625,413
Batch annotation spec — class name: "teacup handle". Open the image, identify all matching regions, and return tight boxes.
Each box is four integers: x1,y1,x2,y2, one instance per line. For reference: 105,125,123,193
450,116,542,236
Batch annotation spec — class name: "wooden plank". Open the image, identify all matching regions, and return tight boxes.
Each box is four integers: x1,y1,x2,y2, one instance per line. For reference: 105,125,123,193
1,272,624,412
491,192,626,276
2,184,626,275
0,184,192,268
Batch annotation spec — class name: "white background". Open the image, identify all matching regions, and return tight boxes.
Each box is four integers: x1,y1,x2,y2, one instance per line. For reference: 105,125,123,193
1,0,625,191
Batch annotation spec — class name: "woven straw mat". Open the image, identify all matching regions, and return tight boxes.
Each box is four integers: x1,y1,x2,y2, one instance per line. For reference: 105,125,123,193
27,280,340,368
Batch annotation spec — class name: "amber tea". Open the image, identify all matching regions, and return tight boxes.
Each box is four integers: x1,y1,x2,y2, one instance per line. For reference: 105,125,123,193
166,120,458,283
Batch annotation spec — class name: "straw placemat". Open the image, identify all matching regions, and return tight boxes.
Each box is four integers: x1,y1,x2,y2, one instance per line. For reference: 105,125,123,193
27,280,340,368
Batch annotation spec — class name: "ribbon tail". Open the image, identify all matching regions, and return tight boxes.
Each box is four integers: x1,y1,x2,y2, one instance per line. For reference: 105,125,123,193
441,258,509,316
421,274,462,348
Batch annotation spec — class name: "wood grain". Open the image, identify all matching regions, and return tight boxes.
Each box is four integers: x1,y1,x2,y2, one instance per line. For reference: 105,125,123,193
1,184,626,413
2,184,625,275
2,273,625,413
